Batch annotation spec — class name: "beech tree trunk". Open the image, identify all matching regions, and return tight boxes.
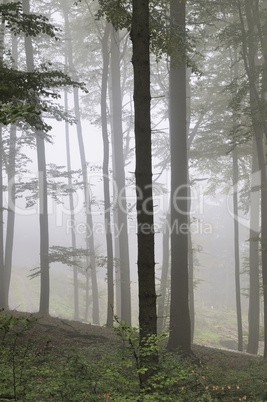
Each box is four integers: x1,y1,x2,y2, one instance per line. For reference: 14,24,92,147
110,28,131,324
232,145,243,351
247,141,260,354
167,0,191,354
0,127,5,308
0,1,6,309
4,123,16,308
157,209,170,332
23,0,50,315
63,12,79,321
101,23,114,326
4,33,18,308
239,0,267,358
64,87,79,320
131,0,158,385
62,2,99,324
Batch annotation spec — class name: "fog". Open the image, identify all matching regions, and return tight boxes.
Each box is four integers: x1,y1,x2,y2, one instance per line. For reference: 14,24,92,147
1,0,265,355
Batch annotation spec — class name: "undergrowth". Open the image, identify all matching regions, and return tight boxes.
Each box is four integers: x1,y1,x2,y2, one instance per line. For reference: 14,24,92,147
0,312,266,401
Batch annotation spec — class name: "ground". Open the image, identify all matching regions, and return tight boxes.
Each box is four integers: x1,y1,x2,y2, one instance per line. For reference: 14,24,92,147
3,309,261,368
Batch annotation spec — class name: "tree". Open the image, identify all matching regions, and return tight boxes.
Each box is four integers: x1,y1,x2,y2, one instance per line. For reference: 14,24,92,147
247,139,260,354
131,0,158,384
61,0,100,324
110,27,132,324
167,0,191,354
236,0,267,358
23,0,50,314
100,22,115,326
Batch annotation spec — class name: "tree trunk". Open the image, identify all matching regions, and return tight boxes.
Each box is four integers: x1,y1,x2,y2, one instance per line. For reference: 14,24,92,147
62,2,99,324
167,0,191,354
23,0,50,314
131,0,158,385
64,89,79,320
101,23,114,326
5,33,18,308
232,145,243,351
63,14,79,321
4,123,16,308
239,0,267,358
188,231,194,343
0,127,5,308
247,140,260,354
0,0,6,309
110,28,131,324
36,135,50,314
157,209,170,332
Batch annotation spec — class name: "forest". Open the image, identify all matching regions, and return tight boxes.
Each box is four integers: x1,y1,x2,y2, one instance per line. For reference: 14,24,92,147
0,0,267,400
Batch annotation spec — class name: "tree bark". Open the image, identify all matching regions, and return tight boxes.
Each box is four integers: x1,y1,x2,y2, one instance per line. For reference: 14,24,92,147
4,123,16,308
64,89,79,320
0,0,6,309
23,0,50,314
62,2,99,324
167,0,191,354
247,140,260,354
238,0,267,358
5,33,18,308
110,28,131,324
63,9,79,321
131,0,158,385
0,127,5,308
157,209,170,333
232,145,243,351
101,23,114,326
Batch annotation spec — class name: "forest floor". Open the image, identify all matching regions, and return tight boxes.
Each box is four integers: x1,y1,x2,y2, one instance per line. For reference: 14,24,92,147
1,309,266,401
5,309,262,368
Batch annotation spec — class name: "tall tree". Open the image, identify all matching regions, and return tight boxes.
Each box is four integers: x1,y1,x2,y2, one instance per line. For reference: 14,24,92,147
23,0,50,314
131,0,158,384
232,145,243,351
0,0,6,308
167,0,191,354
62,1,100,324
64,86,79,320
110,27,131,324
100,23,114,326
237,0,267,358
157,208,170,332
4,34,18,308
247,140,260,354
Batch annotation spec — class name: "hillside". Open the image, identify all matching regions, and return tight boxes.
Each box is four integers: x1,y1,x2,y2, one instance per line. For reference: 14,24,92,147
0,309,266,401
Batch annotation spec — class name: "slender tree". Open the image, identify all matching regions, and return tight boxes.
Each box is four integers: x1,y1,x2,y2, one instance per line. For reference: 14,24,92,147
62,1,100,324
110,27,131,324
4,33,18,308
247,139,260,354
23,0,50,314
157,208,170,332
232,145,243,351
237,0,267,358
64,88,79,320
167,0,191,354
131,0,158,385
0,2,6,308
100,23,114,326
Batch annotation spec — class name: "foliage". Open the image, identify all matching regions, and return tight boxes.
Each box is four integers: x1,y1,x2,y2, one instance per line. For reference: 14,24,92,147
0,101,41,126
0,2,87,129
95,0,196,63
0,311,267,401
0,1,59,38
0,65,86,130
